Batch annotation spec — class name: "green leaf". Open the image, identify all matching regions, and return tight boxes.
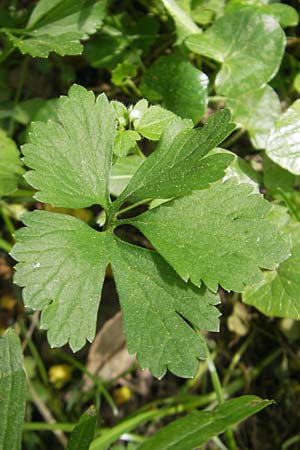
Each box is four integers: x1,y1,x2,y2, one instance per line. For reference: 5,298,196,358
112,62,137,87
111,238,220,378
261,3,298,28
266,99,300,175
132,180,289,292
161,0,200,43
216,148,260,191
113,130,141,158
263,156,296,194
191,0,225,25
138,395,272,450
227,85,281,149
0,130,23,197
141,54,208,123
22,84,116,209
243,225,300,319
66,406,97,450
186,8,285,96
116,110,235,206
225,2,299,28
27,0,107,37
7,32,83,58
8,0,108,57
84,14,159,69
27,0,66,28
134,105,177,141
11,211,111,352
109,155,144,197
11,210,220,377
0,328,26,450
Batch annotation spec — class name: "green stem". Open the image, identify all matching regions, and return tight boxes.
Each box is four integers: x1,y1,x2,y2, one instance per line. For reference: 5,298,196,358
223,128,244,148
0,43,14,64
19,319,48,385
223,331,254,386
206,351,224,404
57,352,119,416
8,54,29,137
0,237,12,252
126,79,142,97
0,205,15,239
209,96,226,103
205,342,238,450
23,422,75,432
160,0,200,34
9,189,35,198
277,188,300,222
115,198,151,217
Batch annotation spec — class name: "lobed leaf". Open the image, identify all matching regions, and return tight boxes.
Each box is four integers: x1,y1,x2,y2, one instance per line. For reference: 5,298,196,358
12,210,220,377
7,32,83,58
22,84,116,209
11,211,111,352
111,238,220,378
132,180,290,292
134,105,177,141
115,109,235,207
8,0,108,57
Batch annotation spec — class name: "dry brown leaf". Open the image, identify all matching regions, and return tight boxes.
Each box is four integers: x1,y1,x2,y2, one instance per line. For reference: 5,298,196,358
84,311,136,387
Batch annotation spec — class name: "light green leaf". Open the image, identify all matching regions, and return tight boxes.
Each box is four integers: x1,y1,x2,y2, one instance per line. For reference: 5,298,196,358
243,225,300,319
22,84,116,209
113,130,141,158
138,395,272,450
258,4,298,28
132,180,289,292
0,328,26,450
134,105,177,141
11,211,111,352
112,62,137,87
115,110,235,206
226,2,299,28
8,0,108,57
109,155,144,197
66,406,97,450
161,0,200,42
0,130,23,197
266,99,300,175
227,85,281,149
186,8,285,96
191,0,225,25
26,0,107,37
142,54,208,123
111,238,220,378
27,0,65,28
